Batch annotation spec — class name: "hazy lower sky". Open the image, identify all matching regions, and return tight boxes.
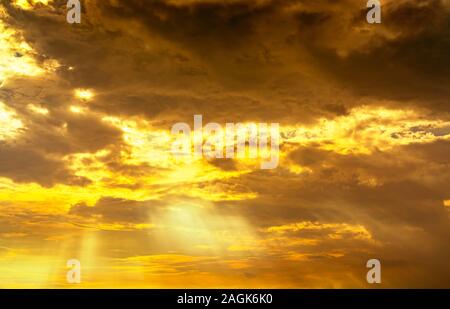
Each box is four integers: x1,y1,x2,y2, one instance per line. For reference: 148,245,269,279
0,0,449,288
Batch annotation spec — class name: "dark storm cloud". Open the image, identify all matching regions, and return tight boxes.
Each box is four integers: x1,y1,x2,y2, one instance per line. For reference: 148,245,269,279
69,196,164,223
0,143,91,187
97,0,449,118
5,0,450,120
211,139,450,229
3,0,449,232
209,138,450,287
2,0,348,125
207,158,238,171
1,0,449,288
0,81,123,185
292,0,450,109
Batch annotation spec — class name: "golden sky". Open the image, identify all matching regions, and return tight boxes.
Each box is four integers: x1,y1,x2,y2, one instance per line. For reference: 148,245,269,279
0,0,449,288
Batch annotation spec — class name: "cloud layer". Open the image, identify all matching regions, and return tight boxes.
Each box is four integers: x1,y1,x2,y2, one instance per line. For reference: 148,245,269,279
0,0,449,288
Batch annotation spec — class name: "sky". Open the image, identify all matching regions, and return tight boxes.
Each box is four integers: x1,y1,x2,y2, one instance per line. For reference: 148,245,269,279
0,0,449,288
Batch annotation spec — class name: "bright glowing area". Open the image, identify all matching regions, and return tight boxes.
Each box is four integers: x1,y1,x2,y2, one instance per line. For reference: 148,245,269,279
13,0,52,10
444,200,450,207
0,19,44,83
70,105,86,114
74,89,95,101
27,104,49,115
267,221,372,241
281,106,450,155
0,102,24,140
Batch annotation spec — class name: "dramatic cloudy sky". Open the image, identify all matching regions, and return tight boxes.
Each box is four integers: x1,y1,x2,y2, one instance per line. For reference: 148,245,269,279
0,0,449,288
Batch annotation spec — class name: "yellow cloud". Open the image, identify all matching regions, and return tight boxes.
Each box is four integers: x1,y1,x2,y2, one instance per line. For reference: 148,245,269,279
0,21,42,83
12,0,52,10
282,106,450,155
27,104,49,115
267,221,373,241
74,89,95,101
0,102,24,140
0,7,58,85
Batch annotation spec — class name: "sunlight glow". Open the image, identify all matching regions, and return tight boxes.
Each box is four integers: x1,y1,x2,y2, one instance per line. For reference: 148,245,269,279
0,20,43,83
0,102,24,140
27,104,49,115
13,0,52,10
74,89,95,101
